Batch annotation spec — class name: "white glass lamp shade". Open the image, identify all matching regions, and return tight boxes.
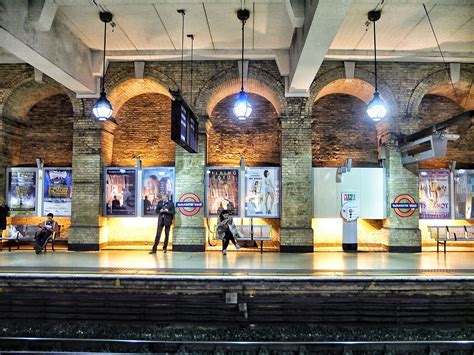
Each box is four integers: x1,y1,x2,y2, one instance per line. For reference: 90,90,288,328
92,92,113,121
366,91,387,122
233,91,252,120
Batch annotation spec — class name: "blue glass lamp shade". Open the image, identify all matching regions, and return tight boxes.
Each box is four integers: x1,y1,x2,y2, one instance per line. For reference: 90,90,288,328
92,91,113,121
366,91,387,122
233,90,252,120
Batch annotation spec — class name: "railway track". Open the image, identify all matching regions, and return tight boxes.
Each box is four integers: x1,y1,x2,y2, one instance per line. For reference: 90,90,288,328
1,337,473,353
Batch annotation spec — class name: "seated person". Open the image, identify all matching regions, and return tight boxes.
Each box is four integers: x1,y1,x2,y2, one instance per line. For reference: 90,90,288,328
34,213,60,254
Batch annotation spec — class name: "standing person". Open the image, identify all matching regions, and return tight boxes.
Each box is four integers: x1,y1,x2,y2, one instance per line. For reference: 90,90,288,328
149,194,175,254
216,209,241,255
0,197,9,238
34,213,59,254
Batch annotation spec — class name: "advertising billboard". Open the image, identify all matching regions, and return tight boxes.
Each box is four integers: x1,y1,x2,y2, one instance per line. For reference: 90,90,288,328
42,168,72,216
104,168,137,216
244,167,280,218
142,167,175,216
206,168,240,216
7,168,37,216
419,169,450,219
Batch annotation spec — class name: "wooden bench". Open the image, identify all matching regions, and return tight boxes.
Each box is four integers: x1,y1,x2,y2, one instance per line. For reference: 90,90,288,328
213,224,271,253
429,225,474,253
0,225,60,252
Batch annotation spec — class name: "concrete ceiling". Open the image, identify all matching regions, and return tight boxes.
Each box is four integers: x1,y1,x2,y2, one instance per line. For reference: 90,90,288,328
1,0,473,96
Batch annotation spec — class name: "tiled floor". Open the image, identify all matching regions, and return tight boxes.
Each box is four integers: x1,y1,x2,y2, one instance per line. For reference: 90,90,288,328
0,249,473,277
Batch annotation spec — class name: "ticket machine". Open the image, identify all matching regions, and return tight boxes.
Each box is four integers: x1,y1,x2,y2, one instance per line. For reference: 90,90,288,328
341,192,359,251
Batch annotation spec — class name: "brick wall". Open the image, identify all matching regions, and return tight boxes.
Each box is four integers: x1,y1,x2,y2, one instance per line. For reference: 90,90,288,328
112,93,175,167
19,94,73,166
208,93,280,166
312,94,379,167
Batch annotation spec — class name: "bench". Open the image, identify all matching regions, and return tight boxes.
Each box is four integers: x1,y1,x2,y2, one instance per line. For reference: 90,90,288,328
0,225,61,252
213,224,271,253
429,225,474,253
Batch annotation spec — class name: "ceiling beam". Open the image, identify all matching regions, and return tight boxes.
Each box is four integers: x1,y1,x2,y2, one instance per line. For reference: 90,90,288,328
29,0,58,32
0,0,96,94
286,0,351,96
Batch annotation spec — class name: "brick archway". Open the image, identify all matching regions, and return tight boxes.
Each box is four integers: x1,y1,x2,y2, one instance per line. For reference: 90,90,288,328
306,67,397,118
104,65,178,115
1,72,83,120
406,68,474,119
194,65,287,117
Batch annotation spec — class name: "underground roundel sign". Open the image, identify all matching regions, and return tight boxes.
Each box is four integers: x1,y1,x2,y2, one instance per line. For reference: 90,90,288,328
391,194,418,217
176,193,203,217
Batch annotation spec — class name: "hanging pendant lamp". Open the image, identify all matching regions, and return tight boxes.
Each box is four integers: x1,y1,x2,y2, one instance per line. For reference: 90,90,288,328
92,11,113,121
233,9,252,120
366,10,387,122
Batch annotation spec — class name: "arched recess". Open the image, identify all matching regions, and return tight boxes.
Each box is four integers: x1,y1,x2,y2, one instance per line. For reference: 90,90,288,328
405,68,473,119
194,66,287,117
306,66,397,119
100,70,176,167
2,74,83,120
1,76,77,167
312,92,379,168
207,91,281,167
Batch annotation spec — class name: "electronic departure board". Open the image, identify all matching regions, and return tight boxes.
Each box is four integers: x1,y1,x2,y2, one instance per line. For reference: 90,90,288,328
170,90,199,153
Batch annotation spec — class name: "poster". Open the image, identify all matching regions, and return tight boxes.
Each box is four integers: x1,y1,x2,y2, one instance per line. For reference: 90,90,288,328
43,168,72,216
7,168,37,216
419,169,450,219
142,167,175,216
454,169,474,220
245,167,280,218
104,168,137,216
206,168,239,216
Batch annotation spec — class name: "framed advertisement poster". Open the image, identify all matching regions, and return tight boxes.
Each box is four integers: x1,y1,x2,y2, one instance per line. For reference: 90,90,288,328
454,169,474,220
206,167,240,216
7,168,38,216
142,167,175,216
419,169,450,219
42,168,72,216
245,167,280,218
104,167,137,217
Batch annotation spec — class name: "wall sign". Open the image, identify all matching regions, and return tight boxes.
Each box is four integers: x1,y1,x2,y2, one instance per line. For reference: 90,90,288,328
244,167,280,218
391,194,418,217
7,168,38,216
42,168,72,216
176,193,203,217
205,168,240,216
419,169,450,219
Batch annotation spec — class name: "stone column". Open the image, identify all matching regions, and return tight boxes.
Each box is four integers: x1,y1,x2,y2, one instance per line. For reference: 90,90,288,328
172,116,207,252
69,102,104,251
280,98,313,252
381,135,421,252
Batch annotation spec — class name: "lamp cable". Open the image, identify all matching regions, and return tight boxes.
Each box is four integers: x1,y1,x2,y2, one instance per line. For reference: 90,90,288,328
101,18,107,92
178,9,186,92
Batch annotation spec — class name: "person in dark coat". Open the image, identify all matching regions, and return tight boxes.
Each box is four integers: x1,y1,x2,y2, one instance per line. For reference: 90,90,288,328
149,194,175,254
0,197,9,237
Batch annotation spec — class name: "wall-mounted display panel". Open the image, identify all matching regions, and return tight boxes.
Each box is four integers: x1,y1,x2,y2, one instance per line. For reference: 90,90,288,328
454,169,473,220
6,168,37,216
312,168,386,219
419,169,450,219
42,168,72,216
104,168,137,217
142,167,175,216
244,167,280,218
206,168,240,217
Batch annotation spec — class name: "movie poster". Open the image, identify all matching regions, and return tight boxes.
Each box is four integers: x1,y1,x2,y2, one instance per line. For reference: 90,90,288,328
142,167,175,216
104,168,137,216
245,167,280,218
7,168,37,216
454,169,474,220
206,168,239,216
419,169,450,219
43,168,72,216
